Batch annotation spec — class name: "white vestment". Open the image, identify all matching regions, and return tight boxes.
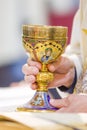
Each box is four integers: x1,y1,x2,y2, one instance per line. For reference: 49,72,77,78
62,0,87,93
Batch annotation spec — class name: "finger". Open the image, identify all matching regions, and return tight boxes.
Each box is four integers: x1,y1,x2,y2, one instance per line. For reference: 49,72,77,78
56,107,70,113
31,83,38,90
56,105,77,113
48,56,74,73
55,68,75,87
27,59,41,69
22,64,39,75
24,75,36,84
50,98,70,108
48,68,75,88
47,58,61,72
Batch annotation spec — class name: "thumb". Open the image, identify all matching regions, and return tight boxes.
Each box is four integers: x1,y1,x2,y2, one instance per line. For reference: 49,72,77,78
47,58,61,72
48,56,74,73
50,98,69,108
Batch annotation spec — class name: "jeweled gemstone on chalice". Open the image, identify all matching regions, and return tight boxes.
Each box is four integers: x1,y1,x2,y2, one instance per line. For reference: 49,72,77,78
17,25,68,112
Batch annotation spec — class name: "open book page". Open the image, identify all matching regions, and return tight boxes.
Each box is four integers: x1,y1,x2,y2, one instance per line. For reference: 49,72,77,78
0,112,87,130
0,113,33,130
35,113,87,129
0,112,59,130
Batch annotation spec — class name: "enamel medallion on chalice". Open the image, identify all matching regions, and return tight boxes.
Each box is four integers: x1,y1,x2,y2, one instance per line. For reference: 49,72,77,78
17,25,68,112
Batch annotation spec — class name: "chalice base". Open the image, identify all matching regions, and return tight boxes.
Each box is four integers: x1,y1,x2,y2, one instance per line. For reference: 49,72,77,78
17,91,58,112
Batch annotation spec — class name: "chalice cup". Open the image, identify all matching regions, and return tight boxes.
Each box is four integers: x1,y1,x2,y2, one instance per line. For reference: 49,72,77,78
17,25,68,112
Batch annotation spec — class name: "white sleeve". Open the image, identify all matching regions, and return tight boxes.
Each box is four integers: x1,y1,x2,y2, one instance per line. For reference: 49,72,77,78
63,10,82,79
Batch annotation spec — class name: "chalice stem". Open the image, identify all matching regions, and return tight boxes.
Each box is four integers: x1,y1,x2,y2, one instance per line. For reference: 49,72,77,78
41,63,48,72
17,25,67,112
36,63,53,92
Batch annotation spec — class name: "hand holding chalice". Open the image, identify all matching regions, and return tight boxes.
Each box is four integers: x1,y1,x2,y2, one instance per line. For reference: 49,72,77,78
17,25,68,112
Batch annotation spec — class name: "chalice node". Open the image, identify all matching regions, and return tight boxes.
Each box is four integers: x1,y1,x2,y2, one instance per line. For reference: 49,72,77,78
17,25,68,112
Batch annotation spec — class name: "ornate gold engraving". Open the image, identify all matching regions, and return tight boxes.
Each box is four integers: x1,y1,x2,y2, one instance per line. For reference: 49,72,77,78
17,25,68,112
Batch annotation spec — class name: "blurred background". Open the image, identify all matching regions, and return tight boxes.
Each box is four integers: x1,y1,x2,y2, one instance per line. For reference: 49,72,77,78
0,0,79,87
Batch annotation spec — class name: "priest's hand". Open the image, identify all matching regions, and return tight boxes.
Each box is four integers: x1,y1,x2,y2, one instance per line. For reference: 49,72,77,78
22,56,75,90
50,94,87,113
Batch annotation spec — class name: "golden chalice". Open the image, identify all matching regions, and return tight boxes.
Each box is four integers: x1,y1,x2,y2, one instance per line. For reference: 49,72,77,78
17,25,68,112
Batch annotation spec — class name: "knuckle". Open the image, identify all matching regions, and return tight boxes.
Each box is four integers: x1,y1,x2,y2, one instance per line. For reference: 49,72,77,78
22,64,28,73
